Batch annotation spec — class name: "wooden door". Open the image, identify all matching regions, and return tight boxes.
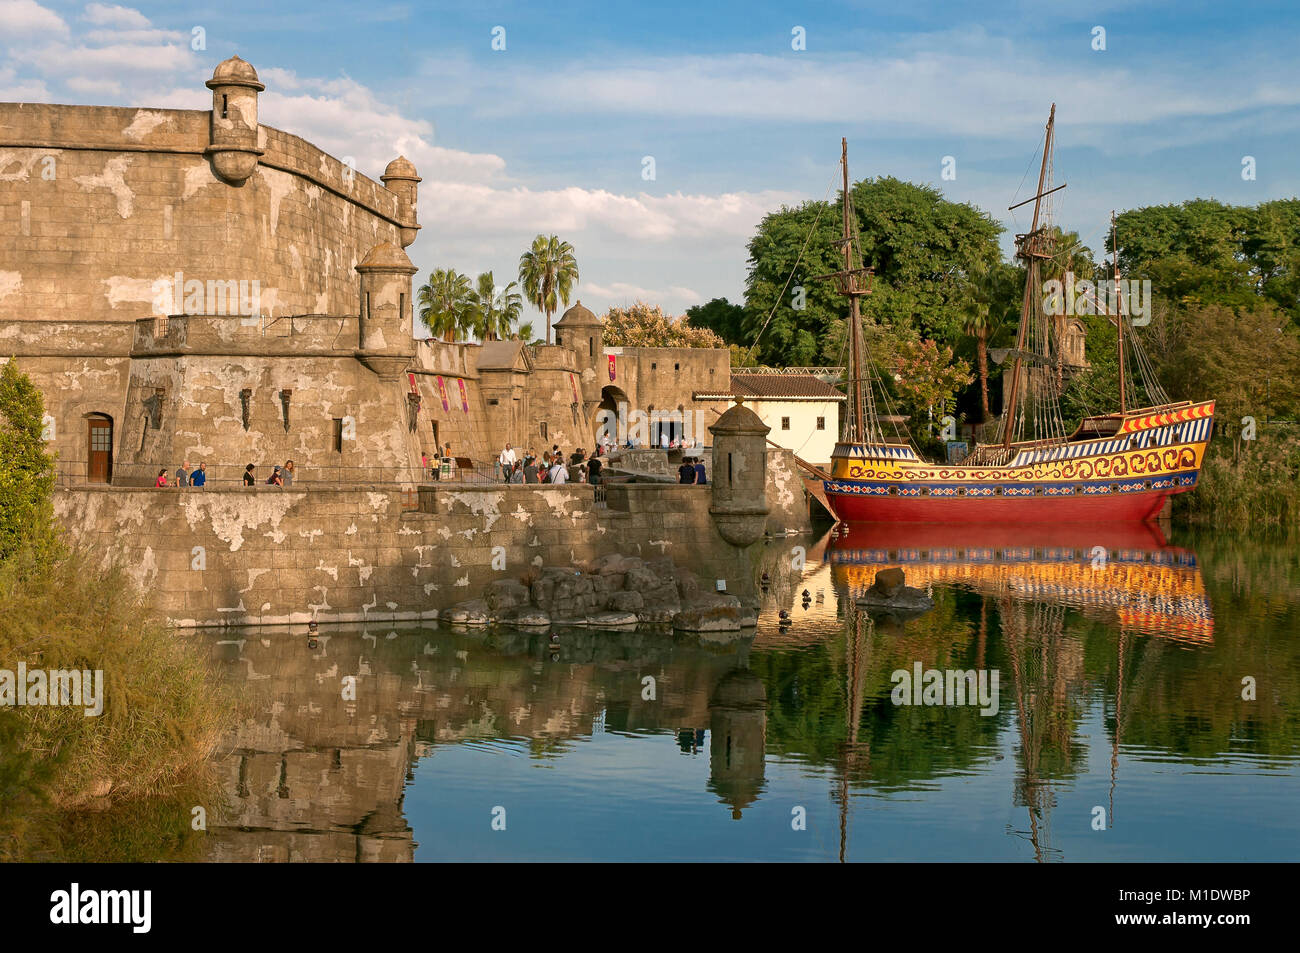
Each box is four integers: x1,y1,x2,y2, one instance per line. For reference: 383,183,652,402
88,417,113,484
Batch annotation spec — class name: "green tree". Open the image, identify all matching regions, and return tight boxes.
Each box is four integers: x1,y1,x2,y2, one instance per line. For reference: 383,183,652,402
742,178,1006,367
513,320,536,343
742,200,846,367
417,268,478,342
0,360,58,562
472,271,523,341
518,235,579,345
685,297,747,345
961,261,1020,422
849,176,1005,344
879,331,973,449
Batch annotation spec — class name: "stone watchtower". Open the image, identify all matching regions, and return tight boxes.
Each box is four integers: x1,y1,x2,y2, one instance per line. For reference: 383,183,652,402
205,55,264,185
708,400,770,547
381,156,422,248
553,300,602,372
355,242,418,380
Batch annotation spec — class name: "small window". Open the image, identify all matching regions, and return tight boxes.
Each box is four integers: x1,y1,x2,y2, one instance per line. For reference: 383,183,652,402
540,421,548,439
221,95,228,119
332,418,343,452
816,417,825,430
728,453,733,484
589,338,594,358
674,363,679,371
488,398,500,406
651,362,657,370
781,417,790,430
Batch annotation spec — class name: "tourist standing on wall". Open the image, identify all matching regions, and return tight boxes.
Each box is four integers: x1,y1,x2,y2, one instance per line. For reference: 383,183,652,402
154,469,168,488
549,457,568,484
499,443,517,482
587,455,602,485
175,461,190,487
266,465,284,487
693,457,707,485
523,455,539,484
192,463,207,487
243,464,256,486
283,460,295,487
678,459,696,484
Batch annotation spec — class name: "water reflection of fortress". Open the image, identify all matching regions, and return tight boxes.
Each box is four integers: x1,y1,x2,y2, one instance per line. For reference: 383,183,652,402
208,629,766,861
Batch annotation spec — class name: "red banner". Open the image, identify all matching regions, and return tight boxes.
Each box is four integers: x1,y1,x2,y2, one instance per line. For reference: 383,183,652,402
435,376,450,411
569,373,581,405
608,354,616,381
457,378,469,412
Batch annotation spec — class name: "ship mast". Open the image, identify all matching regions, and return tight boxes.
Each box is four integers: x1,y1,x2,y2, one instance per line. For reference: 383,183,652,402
1002,104,1057,450
1112,210,1127,414
813,139,875,443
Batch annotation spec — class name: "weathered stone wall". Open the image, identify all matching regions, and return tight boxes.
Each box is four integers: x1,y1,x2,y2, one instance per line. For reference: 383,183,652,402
53,483,757,628
1,99,414,472
0,104,406,326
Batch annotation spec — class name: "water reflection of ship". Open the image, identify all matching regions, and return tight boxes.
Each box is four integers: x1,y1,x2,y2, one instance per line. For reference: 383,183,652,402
827,521,1213,643
824,523,1207,862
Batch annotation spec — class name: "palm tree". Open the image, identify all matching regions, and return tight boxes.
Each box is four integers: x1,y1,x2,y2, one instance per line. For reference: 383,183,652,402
513,320,535,342
963,260,1016,422
417,268,477,342
472,271,524,341
518,234,579,344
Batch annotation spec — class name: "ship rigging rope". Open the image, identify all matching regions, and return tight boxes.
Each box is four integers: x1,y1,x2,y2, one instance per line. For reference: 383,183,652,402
744,169,840,365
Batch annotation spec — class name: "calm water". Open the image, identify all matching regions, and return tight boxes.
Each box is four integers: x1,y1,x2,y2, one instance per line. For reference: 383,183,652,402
204,523,1300,862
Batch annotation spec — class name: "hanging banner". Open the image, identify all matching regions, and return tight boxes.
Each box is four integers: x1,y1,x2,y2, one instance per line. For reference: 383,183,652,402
457,378,469,412
435,376,450,412
569,373,581,405
608,354,616,381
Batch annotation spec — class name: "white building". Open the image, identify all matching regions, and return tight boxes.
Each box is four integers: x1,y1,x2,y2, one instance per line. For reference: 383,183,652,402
695,372,845,468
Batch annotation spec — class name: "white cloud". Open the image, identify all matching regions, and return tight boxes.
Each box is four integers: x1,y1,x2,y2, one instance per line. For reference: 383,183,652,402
81,3,151,28
421,36,1300,144
0,64,50,100
0,0,68,36
583,282,702,306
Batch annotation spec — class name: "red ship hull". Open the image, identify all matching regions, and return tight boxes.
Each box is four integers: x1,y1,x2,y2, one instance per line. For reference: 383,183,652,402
823,485,1180,524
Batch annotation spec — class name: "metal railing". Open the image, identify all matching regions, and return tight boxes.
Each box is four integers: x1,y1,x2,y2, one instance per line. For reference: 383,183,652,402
52,457,617,490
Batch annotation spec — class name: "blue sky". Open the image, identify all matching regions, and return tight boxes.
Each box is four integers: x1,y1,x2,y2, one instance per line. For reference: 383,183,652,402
4,0,1298,324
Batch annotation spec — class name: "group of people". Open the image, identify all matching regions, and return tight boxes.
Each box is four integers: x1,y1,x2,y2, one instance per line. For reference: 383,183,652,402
155,461,209,487
677,456,708,485
420,443,455,481
155,460,296,487
498,443,604,485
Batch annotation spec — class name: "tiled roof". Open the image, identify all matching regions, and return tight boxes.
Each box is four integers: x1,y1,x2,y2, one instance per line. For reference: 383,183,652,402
476,340,529,370
724,373,847,400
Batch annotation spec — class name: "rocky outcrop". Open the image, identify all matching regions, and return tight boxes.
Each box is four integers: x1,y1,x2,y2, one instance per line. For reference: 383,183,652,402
445,554,752,632
856,567,934,613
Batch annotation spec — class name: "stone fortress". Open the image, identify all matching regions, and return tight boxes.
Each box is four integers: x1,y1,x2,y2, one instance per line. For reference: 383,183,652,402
2,56,813,626
1,55,738,485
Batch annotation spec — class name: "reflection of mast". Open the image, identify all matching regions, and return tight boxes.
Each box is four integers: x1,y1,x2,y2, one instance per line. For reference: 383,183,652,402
1001,597,1070,862
837,607,873,862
